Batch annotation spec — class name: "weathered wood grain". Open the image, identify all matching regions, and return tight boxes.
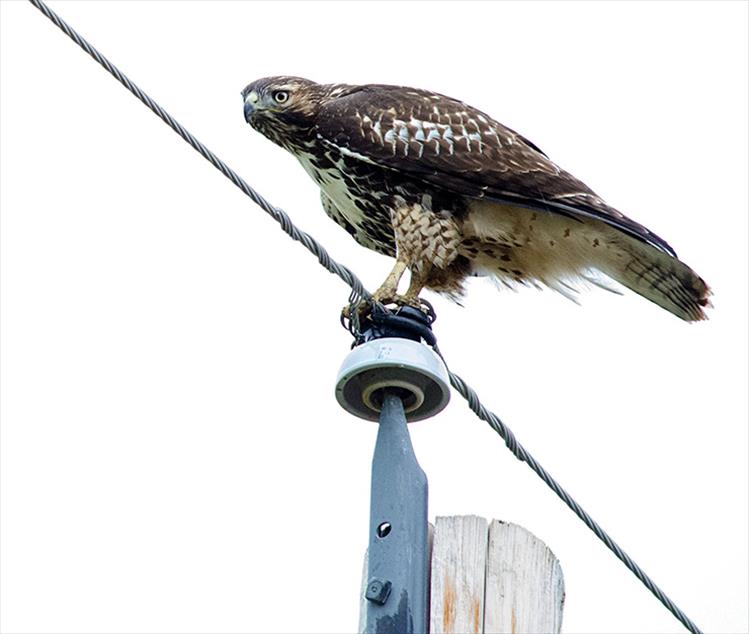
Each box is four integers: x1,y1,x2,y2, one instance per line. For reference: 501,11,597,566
429,515,488,634
360,517,564,633
484,520,564,633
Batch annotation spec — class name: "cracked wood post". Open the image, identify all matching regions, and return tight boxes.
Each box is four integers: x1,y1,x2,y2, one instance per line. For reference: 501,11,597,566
429,515,564,634
360,516,565,633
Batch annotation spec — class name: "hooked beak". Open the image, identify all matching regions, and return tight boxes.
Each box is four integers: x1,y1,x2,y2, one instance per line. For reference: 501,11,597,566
243,91,259,123
243,100,255,123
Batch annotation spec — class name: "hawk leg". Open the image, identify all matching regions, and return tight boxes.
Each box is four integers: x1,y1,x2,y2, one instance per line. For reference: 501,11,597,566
345,202,462,318
341,257,410,322
372,257,409,303
403,266,429,303
390,200,461,304
372,257,428,310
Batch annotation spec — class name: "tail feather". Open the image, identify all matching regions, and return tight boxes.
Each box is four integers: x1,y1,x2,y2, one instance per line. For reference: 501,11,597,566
459,203,711,321
597,239,711,321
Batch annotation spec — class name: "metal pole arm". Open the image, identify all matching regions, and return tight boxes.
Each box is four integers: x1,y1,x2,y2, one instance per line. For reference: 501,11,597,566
365,390,429,634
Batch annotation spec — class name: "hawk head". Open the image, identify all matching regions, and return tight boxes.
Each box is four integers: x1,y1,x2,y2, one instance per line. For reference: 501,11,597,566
242,76,329,150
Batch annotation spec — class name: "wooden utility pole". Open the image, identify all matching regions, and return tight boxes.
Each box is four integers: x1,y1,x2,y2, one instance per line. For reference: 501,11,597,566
431,516,564,634
360,515,564,633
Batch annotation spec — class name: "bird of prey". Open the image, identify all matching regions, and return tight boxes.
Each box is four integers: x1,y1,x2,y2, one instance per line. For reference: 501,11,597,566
242,76,711,321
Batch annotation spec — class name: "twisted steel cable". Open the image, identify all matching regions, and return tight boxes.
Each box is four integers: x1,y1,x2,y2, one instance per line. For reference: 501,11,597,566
26,0,370,308
439,356,700,633
27,1,703,632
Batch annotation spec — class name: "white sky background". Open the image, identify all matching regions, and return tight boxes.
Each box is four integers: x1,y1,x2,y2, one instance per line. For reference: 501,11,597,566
1,1,747,632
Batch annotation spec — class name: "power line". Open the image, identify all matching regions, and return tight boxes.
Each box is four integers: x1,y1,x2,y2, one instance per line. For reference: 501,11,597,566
26,1,703,632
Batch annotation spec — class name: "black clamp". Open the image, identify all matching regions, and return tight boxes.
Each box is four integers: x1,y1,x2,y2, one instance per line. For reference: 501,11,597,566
344,302,438,348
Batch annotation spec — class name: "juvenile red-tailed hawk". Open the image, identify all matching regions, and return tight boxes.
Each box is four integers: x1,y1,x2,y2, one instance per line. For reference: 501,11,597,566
242,76,711,321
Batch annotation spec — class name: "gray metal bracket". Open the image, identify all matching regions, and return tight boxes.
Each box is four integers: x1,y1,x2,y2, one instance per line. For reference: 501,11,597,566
365,390,429,633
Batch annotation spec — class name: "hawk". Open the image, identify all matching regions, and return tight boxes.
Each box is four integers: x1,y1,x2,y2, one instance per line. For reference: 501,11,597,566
242,76,711,321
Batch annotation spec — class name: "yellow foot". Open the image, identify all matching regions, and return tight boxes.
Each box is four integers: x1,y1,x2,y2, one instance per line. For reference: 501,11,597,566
341,294,429,322
391,295,429,312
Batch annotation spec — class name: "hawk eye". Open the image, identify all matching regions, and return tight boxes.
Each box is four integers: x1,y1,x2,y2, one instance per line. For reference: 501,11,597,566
272,90,289,104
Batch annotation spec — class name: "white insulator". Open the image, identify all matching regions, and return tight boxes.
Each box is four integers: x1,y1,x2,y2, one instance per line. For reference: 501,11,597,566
335,337,451,422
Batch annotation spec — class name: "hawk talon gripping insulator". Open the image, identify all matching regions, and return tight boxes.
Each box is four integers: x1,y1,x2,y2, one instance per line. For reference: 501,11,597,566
335,303,450,422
